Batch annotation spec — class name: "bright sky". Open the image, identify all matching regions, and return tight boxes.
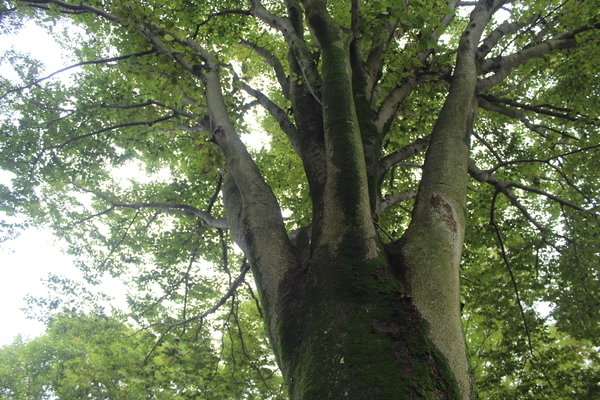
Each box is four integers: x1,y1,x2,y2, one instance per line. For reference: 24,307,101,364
0,19,271,346
0,22,127,346
0,23,62,345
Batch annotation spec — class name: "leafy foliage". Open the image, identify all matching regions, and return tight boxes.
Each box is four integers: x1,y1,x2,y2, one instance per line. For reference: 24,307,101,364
1,0,599,398
0,311,285,399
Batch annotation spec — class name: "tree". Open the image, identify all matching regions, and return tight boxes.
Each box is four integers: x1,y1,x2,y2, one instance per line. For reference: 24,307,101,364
1,0,599,398
0,311,285,399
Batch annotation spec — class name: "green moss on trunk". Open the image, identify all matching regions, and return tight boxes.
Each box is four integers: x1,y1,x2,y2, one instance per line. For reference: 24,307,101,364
276,240,461,399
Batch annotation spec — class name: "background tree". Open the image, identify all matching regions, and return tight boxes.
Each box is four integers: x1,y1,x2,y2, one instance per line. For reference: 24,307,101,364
1,0,599,399
0,311,285,399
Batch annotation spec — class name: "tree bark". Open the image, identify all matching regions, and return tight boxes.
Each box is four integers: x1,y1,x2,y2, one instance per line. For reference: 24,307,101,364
213,1,509,399
214,0,485,397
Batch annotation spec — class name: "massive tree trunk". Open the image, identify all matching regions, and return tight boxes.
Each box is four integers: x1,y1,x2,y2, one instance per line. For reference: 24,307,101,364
181,1,500,398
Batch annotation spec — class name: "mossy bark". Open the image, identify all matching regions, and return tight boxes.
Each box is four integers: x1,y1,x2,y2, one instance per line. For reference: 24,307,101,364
215,2,503,399
276,242,461,400
264,2,465,398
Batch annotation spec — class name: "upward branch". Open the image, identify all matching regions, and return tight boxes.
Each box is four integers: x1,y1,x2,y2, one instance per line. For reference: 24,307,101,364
395,3,508,398
303,0,376,249
249,0,322,103
200,46,299,352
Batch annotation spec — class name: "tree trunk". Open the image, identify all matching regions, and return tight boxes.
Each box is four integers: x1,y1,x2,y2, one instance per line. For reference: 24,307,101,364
216,1,506,398
276,244,462,399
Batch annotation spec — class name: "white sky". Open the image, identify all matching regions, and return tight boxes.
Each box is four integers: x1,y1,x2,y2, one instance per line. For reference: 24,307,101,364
1,230,91,344
0,20,271,346
0,22,128,346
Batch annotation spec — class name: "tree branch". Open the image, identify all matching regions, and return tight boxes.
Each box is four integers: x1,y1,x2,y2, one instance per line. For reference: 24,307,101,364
374,0,460,130
380,135,430,175
54,206,116,229
100,99,200,120
202,42,298,348
249,0,322,103
350,0,360,39
72,184,229,229
480,94,596,125
163,259,250,328
21,0,120,22
0,50,156,100
232,73,301,155
477,19,530,58
192,9,252,39
468,159,586,214
481,35,578,75
380,190,417,214
374,77,418,131
43,113,178,150
476,18,600,92
135,25,199,76
477,96,550,138
489,191,537,363
239,40,290,99
111,201,229,228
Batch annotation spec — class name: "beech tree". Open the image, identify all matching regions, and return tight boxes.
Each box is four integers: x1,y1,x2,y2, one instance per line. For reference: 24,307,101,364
1,0,599,398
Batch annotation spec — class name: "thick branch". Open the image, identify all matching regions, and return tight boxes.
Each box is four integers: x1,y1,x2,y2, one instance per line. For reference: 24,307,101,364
203,47,298,353
380,135,431,175
303,0,377,246
481,35,577,75
374,0,460,131
397,3,505,398
477,19,530,58
362,22,398,108
350,0,360,39
249,0,322,103
380,190,417,214
476,67,511,93
374,77,418,132
235,78,302,154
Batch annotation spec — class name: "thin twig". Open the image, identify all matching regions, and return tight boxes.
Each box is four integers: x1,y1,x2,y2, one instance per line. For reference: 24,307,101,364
154,259,250,328
43,113,178,150
490,191,560,397
0,50,156,100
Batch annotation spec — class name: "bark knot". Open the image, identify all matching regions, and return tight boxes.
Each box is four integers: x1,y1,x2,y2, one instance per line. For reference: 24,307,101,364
430,195,457,233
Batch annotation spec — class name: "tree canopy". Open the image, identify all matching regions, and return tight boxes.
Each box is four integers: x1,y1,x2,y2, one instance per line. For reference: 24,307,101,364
1,0,599,398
